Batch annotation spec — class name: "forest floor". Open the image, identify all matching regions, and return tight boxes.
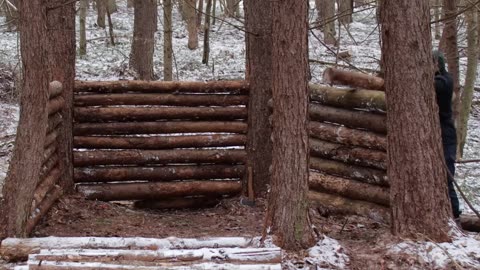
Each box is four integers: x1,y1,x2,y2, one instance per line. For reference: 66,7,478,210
1,1,480,269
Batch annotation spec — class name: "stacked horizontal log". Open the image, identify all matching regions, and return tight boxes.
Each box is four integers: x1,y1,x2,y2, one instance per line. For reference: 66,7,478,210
308,74,388,221
73,81,248,205
28,81,65,235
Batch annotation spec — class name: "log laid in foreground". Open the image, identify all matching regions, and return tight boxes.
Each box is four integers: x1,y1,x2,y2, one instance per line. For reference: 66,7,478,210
44,130,58,149
77,180,242,201
308,191,389,223
134,197,221,210
74,93,249,107
73,121,248,136
309,121,386,151
33,167,62,209
47,113,62,134
309,104,387,134
323,67,384,91
73,149,246,166
310,157,388,186
309,172,389,206
49,81,63,99
48,96,65,116
26,185,63,235
74,80,249,94
309,84,386,111
73,134,246,150
74,165,245,183
74,107,247,122
310,138,386,170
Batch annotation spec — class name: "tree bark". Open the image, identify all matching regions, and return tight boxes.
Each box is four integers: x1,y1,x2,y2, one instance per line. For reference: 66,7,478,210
74,165,245,183
309,104,387,134
197,0,203,27
73,121,248,135
79,0,87,56
77,181,242,201
129,0,157,80
337,0,353,25
73,106,247,122
318,0,337,45
244,0,273,196
225,0,235,17
74,134,246,149
310,121,387,150
310,83,386,111
264,0,315,250
381,0,452,241
127,0,134,8
163,0,173,81
96,0,106,28
74,93,248,106
0,0,50,238
73,149,246,166
185,0,198,49
457,4,478,157
323,67,385,90
202,0,212,64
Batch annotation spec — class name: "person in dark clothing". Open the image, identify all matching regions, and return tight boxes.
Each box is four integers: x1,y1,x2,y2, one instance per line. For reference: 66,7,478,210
433,50,461,219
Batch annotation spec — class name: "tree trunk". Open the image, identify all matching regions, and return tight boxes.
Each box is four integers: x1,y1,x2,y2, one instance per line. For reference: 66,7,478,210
244,0,273,196
225,0,235,17
440,0,460,120
264,0,315,250
46,0,76,191
185,0,198,49
79,0,87,56
381,0,452,241
2,0,18,31
163,0,173,80
197,0,203,28
0,0,50,238
457,3,477,157
318,0,336,45
96,0,106,28
337,0,353,25
127,0,134,8
107,0,117,13
129,0,157,80
202,0,212,64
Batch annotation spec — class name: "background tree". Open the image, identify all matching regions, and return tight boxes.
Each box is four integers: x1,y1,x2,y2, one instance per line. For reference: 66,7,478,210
316,0,337,45
184,0,198,49
264,0,315,250
129,0,157,80
337,0,353,25
79,0,88,56
244,0,273,196
1,0,17,31
381,0,452,242
0,0,51,238
163,0,173,80
96,0,106,28
202,0,212,64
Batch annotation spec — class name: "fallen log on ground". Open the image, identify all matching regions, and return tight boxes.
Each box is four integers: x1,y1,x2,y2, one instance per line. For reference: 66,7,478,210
309,172,389,206
459,215,480,232
26,185,63,235
73,149,246,166
73,134,246,150
77,180,242,201
73,121,248,136
308,191,389,223
323,67,385,91
74,93,249,107
310,157,388,186
74,165,245,183
310,138,386,170
309,121,386,150
48,96,65,116
309,84,386,111
309,104,387,134
74,80,249,94
74,107,248,122
0,236,261,262
134,196,221,210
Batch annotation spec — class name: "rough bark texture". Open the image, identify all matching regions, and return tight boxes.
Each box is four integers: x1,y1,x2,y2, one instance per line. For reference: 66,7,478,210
244,0,273,196
163,0,173,81
264,0,315,250
77,181,242,201
185,0,198,49
381,0,451,241
457,4,478,157
0,0,50,238
440,0,460,120
129,0,157,80
46,0,76,191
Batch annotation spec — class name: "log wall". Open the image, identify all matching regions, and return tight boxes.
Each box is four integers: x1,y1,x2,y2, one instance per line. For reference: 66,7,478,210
73,81,248,206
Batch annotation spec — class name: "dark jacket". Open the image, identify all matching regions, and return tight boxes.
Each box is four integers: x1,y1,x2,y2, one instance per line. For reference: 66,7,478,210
434,70,457,146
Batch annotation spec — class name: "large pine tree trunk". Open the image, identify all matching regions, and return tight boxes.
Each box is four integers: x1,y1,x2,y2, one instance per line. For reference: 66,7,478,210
129,0,157,80
185,0,198,49
79,0,87,56
264,0,315,250
457,4,478,157
163,0,173,81
46,0,76,191
244,0,273,196
0,0,50,238
381,0,452,242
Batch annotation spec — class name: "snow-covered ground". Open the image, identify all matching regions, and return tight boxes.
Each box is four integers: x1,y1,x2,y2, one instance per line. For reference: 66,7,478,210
1,1,480,269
